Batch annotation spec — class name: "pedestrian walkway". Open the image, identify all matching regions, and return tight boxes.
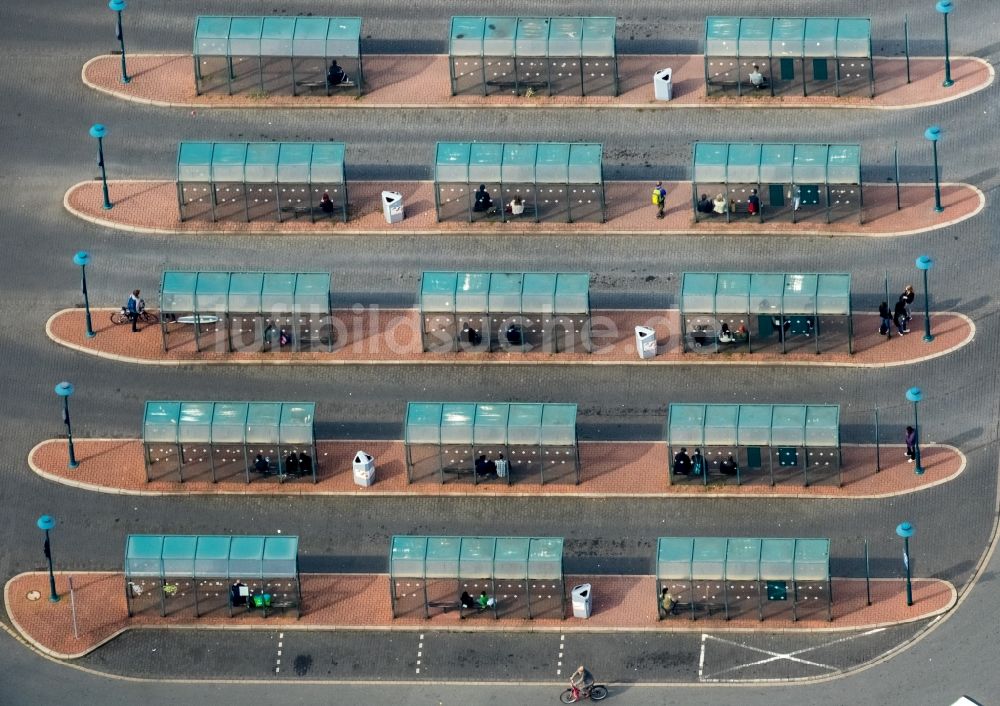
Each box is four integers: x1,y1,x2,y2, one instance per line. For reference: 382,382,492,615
47,308,974,368
5,571,956,660
65,180,982,238
82,53,993,111
29,439,963,500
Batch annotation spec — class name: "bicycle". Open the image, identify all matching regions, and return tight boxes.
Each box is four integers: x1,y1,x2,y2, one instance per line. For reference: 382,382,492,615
559,684,608,703
110,307,159,326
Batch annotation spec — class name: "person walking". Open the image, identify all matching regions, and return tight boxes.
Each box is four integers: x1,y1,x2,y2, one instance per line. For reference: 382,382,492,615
893,299,908,336
905,425,917,462
900,285,915,332
791,184,801,211
652,181,667,218
878,301,893,338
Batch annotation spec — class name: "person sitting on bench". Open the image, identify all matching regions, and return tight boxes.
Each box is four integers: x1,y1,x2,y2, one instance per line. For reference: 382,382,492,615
673,447,692,475
720,454,738,476
661,587,679,616
460,591,476,610
320,191,335,214
461,321,483,346
718,323,735,344
748,64,767,89
696,193,714,214
254,454,270,475
284,452,300,477
473,184,494,214
477,591,496,610
327,60,349,86
298,451,313,475
508,195,525,216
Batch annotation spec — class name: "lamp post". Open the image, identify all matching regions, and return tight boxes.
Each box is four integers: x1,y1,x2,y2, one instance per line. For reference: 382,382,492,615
73,251,95,338
108,0,131,84
896,522,915,607
924,126,943,213
915,255,935,342
935,0,954,87
89,124,113,210
55,382,79,469
37,515,60,603
906,387,924,475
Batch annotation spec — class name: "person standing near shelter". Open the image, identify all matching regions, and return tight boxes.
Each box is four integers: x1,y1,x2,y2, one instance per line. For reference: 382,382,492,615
878,302,893,338
791,184,802,211
126,289,142,332
748,64,766,89
893,299,908,336
747,188,760,216
652,181,667,219
905,426,917,462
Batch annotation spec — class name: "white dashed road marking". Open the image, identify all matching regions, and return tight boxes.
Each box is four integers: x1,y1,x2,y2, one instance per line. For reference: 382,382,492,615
274,633,284,674
415,634,424,675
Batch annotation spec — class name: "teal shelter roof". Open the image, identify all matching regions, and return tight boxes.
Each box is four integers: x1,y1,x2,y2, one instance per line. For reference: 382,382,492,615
194,16,361,57
704,17,871,58
159,272,331,315
390,536,564,581
405,402,577,446
657,537,829,581
178,142,346,184
126,535,299,579
450,16,615,57
143,401,315,446
666,403,840,448
680,273,851,316
420,271,590,315
693,143,861,185
435,143,603,184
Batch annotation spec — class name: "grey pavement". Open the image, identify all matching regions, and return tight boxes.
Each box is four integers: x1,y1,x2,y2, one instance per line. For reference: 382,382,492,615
0,0,998,702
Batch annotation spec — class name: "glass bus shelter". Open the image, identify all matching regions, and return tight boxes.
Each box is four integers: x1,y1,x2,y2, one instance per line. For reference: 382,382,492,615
692,143,862,224
177,142,348,223
419,271,591,353
666,403,841,487
194,16,363,96
390,535,565,620
125,534,301,618
680,272,852,355
656,537,831,621
449,16,618,96
159,271,332,353
705,17,873,98
143,401,317,484
434,142,605,224
404,402,579,485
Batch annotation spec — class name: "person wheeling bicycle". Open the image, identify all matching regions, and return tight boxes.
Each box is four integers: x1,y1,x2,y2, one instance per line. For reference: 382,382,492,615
125,289,144,333
569,665,594,697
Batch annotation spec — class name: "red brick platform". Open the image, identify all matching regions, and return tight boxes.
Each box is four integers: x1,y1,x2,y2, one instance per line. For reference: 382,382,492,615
65,179,982,237
5,571,956,659
82,53,993,110
47,308,974,368
29,439,963,499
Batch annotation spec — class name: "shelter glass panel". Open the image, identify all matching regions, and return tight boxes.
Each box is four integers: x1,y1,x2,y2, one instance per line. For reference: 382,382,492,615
440,403,476,445
459,537,496,578
391,536,428,578
738,18,773,57
425,537,461,578
144,402,181,443
540,405,576,446
554,274,590,313
657,537,694,580
759,145,795,184
794,539,830,580
770,405,807,446
246,403,281,444
494,537,530,578
737,405,772,446
474,404,509,445
715,273,752,313
805,406,839,446
705,17,739,56
527,538,563,580
803,19,837,57
693,143,728,183
725,538,762,580
668,404,706,446
691,538,727,580
759,539,795,580
703,405,739,446
508,404,543,445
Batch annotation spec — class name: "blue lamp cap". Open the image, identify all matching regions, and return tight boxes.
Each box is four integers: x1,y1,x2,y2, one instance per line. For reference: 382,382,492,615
37,515,56,531
935,0,953,14
89,124,107,139
73,251,90,267
916,255,934,270
906,387,923,403
54,381,74,397
896,522,915,538
108,0,127,11
924,125,941,142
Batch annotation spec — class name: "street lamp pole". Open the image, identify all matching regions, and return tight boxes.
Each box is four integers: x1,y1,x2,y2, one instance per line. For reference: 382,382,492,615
109,0,131,84
89,124,113,210
55,382,79,469
924,126,943,213
906,387,924,475
73,251,95,338
935,1,954,87
916,255,935,342
37,515,59,602
896,522,915,607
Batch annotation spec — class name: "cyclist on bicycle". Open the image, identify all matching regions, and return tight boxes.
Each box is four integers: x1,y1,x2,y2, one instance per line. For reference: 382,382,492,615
570,665,594,696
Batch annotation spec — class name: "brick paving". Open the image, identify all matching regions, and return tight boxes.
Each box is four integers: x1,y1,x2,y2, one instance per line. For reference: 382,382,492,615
66,179,980,237
30,438,962,499
82,53,992,110
48,307,973,368
5,571,956,659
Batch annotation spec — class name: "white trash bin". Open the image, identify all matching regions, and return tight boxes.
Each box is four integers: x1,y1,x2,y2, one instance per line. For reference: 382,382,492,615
352,451,375,487
654,68,673,101
635,326,657,359
382,190,404,224
571,583,592,618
